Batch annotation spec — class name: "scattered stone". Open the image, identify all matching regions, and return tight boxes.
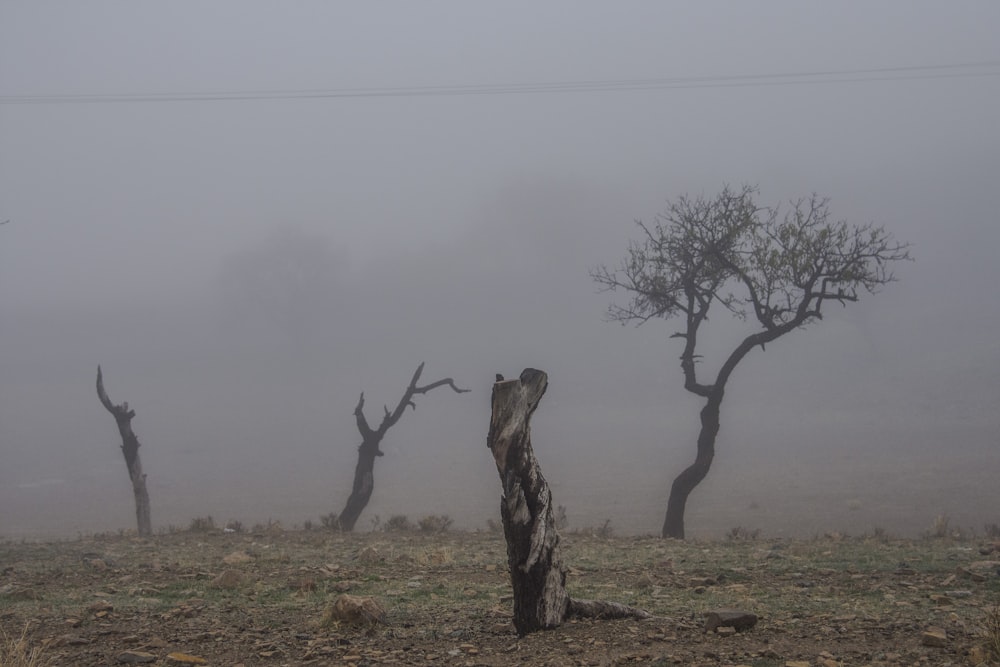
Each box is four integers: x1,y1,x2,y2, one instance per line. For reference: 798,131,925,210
929,594,953,605
715,626,737,637
88,558,108,571
332,580,352,593
785,661,810,667
210,570,243,589
320,594,387,627
222,550,252,565
59,635,90,646
117,650,156,664
920,627,948,647
704,609,758,633
166,652,208,664
944,589,973,598
88,601,113,613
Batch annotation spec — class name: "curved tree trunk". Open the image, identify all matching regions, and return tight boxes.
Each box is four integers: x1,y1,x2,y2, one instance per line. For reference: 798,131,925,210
96,366,152,537
337,437,380,532
336,363,468,532
662,391,722,539
489,369,651,635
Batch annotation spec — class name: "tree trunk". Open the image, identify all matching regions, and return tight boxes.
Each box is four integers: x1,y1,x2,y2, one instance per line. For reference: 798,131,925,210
96,366,152,537
337,438,380,532
488,369,651,635
336,363,468,532
662,391,722,539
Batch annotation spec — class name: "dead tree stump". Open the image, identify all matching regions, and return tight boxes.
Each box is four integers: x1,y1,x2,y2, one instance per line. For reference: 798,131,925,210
487,369,650,635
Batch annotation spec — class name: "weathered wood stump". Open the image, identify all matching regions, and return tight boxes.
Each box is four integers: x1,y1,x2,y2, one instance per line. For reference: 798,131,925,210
487,369,651,635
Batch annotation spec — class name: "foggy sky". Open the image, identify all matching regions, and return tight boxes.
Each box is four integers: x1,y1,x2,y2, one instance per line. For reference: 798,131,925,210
1,3,998,538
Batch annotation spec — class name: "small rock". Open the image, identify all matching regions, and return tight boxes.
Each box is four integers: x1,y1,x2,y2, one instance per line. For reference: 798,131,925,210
210,570,243,589
715,626,737,637
929,594,953,605
920,627,948,647
166,652,208,664
704,609,758,633
784,661,810,667
117,651,156,664
944,589,973,598
88,601,113,613
59,635,90,646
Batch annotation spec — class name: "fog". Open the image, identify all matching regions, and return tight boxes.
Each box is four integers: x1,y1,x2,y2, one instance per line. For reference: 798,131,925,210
1,3,998,539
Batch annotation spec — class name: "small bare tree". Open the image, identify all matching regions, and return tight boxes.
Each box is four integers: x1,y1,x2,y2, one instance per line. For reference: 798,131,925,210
593,185,911,539
335,362,468,532
95,366,152,536
488,369,650,635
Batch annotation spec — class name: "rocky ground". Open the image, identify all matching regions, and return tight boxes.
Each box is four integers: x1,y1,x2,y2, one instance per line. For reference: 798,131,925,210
1,528,998,666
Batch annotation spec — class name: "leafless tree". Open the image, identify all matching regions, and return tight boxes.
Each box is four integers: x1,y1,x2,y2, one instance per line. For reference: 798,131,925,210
592,185,911,538
335,362,469,532
96,366,152,536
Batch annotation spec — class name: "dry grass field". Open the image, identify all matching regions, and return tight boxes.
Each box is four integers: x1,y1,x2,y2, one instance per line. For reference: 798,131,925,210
2,525,999,666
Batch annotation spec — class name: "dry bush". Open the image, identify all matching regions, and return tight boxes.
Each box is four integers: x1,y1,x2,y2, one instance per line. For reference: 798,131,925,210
319,594,387,629
572,519,614,539
319,513,340,531
0,623,55,667
224,520,244,533
417,515,453,534
982,604,1000,664
188,516,216,532
384,515,412,532
984,523,1000,539
554,505,568,530
726,526,760,541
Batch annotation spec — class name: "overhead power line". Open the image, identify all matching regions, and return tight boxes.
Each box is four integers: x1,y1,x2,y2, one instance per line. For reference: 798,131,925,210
1,61,998,105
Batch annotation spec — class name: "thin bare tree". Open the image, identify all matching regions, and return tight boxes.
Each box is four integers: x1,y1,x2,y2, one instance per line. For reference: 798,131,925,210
335,362,469,531
96,366,152,536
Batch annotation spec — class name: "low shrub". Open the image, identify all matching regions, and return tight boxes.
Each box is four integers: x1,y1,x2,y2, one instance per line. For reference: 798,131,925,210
418,515,453,534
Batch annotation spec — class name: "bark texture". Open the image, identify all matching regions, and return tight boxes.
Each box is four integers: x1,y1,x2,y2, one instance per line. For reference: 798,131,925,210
662,392,721,539
96,366,152,537
488,369,650,635
337,362,468,532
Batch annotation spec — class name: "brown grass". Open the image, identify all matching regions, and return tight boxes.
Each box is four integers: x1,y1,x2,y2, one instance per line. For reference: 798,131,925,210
0,624,54,667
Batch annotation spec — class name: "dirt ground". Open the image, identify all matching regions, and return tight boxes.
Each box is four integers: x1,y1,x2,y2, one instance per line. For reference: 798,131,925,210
1,528,998,666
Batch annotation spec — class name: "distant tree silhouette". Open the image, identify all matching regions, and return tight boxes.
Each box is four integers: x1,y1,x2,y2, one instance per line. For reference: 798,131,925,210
96,366,152,536
592,185,911,539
